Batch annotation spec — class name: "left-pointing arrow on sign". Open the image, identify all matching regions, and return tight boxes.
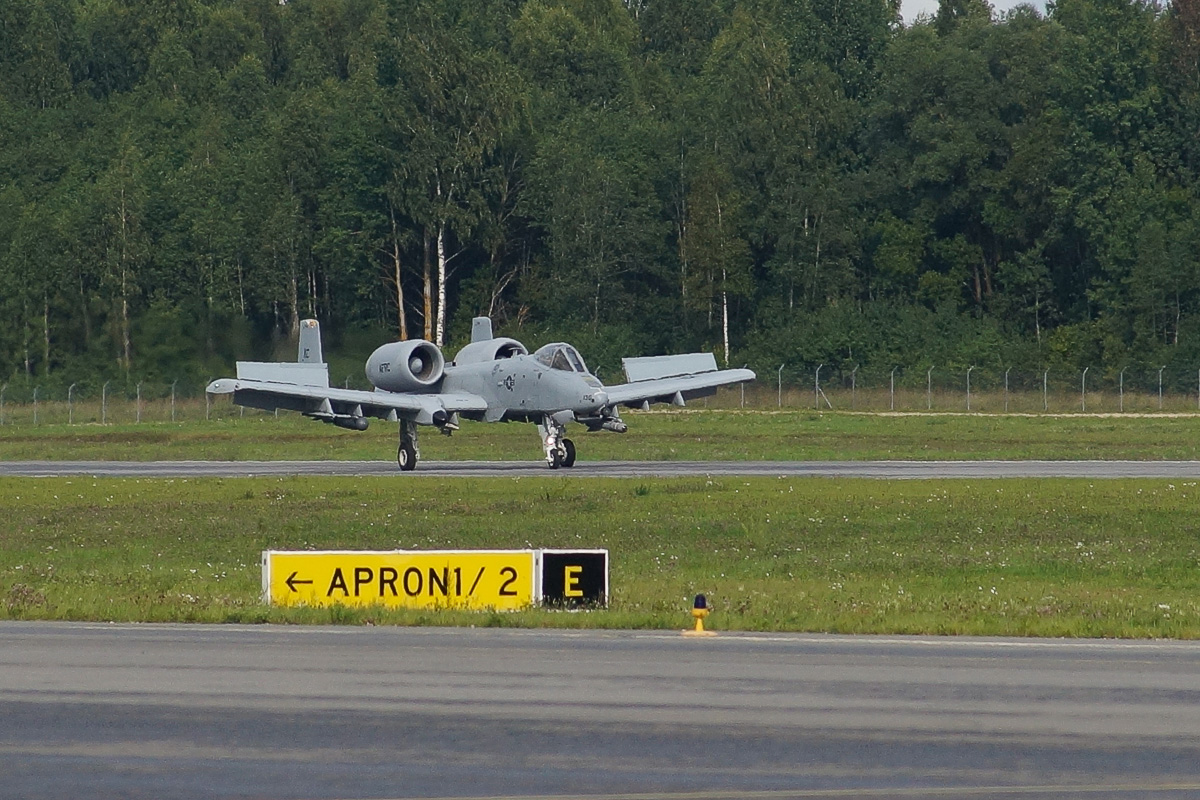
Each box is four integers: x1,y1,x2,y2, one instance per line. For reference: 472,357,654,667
286,571,314,592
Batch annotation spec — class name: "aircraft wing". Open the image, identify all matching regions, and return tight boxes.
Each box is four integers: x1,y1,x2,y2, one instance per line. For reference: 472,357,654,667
603,353,755,408
206,376,487,427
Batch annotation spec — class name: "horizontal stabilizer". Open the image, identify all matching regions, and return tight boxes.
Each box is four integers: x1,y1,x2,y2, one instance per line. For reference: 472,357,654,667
236,361,330,388
622,353,718,383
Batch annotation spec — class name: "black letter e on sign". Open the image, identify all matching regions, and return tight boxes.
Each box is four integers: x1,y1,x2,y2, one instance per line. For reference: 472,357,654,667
540,551,607,607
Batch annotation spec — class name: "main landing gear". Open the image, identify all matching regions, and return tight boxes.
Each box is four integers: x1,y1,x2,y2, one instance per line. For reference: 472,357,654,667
539,416,577,470
397,419,419,471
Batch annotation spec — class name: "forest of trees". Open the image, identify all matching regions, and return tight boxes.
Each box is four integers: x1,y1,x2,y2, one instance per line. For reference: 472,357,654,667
4,0,1200,395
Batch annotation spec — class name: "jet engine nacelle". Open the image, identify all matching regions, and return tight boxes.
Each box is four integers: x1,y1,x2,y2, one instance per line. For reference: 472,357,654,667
366,340,445,393
453,337,528,365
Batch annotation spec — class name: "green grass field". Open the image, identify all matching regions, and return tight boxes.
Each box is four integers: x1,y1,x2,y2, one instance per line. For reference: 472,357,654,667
3,474,1199,638
4,408,1200,636
5,405,1200,461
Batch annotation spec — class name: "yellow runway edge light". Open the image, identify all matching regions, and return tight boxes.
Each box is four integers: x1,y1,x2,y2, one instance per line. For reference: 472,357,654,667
682,593,717,637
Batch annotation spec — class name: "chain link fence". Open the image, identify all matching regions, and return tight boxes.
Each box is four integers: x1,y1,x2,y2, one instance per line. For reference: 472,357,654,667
755,365,1200,413
0,379,238,426
0,368,385,426
6,366,1200,425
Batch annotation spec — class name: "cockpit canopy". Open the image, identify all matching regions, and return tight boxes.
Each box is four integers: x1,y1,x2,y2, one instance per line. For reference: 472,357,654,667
533,343,590,375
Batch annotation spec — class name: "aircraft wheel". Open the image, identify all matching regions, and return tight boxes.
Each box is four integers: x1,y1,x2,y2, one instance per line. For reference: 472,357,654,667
548,449,562,469
561,438,576,467
398,441,417,471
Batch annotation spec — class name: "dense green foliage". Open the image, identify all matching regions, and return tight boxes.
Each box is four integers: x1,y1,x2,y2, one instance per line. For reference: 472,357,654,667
5,0,1200,394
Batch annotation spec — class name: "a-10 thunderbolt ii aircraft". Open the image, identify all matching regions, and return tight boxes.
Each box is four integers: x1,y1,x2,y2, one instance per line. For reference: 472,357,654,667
206,317,755,470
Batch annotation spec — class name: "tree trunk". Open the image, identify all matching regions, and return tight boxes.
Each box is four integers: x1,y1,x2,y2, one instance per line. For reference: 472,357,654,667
1176,292,1182,345
237,256,245,315
486,247,519,319
23,299,31,380
434,171,455,347
42,294,50,378
422,231,433,341
718,192,727,363
118,184,132,378
721,280,730,367
1034,289,1041,346
393,238,408,341
288,269,300,337
677,151,689,325
307,267,317,319
810,214,823,308
679,217,689,306
78,263,91,348
436,220,447,347
121,276,130,377
390,208,408,340
205,251,213,311
799,210,808,309
706,271,714,330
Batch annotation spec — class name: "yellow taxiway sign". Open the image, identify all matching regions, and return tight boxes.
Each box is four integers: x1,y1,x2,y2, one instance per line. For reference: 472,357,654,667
263,550,536,610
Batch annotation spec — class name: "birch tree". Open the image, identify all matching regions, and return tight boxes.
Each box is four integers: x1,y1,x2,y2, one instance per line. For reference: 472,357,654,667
387,1,519,345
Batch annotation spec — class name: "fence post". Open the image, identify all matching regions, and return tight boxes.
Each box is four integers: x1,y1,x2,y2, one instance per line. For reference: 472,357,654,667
171,379,178,422
33,387,38,425
851,365,859,409
1,383,6,425
1081,367,1089,412
136,382,143,423
814,364,821,410
206,379,212,420
1120,367,1126,413
926,367,933,411
778,364,785,408
1159,366,1166,410
102,381,110,424
966,366,975,411
1004,367,1011,413
890,367,897,411
68,383,77,425
1043,370,1048,412
740,382,744,409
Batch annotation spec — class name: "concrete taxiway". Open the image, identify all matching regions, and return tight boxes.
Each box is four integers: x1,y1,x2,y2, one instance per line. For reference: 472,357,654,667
3,623,1200,799
5,458,1200,478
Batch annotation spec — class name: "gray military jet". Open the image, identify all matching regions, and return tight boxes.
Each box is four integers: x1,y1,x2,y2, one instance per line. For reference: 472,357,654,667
206,317,755,470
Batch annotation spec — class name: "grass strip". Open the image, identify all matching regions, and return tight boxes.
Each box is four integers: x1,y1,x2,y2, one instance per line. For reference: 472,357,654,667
2,475,1198,638
5,409,1200,461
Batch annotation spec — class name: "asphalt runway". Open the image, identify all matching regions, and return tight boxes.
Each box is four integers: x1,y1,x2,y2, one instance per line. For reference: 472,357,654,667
6,458,1200,478
3,623,1200,799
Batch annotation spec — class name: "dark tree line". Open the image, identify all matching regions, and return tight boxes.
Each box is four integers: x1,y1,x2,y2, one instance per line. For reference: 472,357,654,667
3,0,1200,393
